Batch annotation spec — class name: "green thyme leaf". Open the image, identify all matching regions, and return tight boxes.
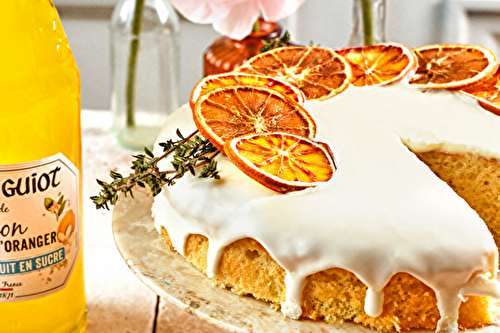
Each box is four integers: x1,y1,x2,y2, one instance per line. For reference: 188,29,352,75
91,129,221,210
260,30,291,53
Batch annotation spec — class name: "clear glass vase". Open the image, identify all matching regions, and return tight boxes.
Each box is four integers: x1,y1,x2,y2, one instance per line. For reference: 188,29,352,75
348,0,386,46
110,0,180,150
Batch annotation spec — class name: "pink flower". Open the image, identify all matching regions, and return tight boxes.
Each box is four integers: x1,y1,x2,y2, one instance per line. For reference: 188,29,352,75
171,0,306,40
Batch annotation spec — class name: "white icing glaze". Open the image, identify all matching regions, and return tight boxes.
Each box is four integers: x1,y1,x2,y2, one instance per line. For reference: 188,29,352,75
365,287,384,318
152,83,500,333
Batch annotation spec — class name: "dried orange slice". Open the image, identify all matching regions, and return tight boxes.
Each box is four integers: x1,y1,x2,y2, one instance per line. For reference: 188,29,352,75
224,133,335,193
336,43,417,87
193,85,316,151
189,73,305,109
236,46,352,101
459,67,500,116
408,44,498,89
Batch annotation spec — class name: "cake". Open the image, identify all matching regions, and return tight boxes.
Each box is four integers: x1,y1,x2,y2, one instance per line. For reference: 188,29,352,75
151,44,500,332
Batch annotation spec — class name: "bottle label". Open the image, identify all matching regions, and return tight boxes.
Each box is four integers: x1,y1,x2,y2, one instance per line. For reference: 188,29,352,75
0,153,80,302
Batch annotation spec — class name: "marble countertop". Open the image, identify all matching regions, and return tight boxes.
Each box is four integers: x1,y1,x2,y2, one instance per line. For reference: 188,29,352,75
82,110,220,333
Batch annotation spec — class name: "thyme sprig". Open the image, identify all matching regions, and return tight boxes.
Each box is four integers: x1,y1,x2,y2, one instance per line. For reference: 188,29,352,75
260,31,319,53
91,129,220,210
260,30,291,53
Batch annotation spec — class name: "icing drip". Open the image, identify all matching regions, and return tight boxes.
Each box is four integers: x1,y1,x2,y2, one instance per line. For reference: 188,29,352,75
152,83,500,332
281,272,305,319
435,289,461,333
364,288,384,318
461,274,500,298
206,241,223,278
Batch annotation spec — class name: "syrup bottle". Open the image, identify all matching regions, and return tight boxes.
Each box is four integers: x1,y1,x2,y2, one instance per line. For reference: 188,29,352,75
0,1,87,331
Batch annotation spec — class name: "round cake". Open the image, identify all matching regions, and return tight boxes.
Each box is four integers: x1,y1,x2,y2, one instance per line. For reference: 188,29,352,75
151,46,500,332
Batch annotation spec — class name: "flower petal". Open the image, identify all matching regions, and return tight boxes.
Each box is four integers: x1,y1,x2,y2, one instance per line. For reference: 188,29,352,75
212,1,260,40
258,0,306,21
171,0,306,39
171,0,232,24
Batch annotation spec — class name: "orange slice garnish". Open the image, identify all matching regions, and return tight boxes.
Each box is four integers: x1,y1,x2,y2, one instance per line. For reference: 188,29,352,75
336,43,417,87
193,85,317,151
189,73,305,109
408,44,498,89
459,67,500,116
224,133,335,193
236,46,352,101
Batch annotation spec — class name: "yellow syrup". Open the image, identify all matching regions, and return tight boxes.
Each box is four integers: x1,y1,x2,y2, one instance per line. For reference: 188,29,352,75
0,1,86,332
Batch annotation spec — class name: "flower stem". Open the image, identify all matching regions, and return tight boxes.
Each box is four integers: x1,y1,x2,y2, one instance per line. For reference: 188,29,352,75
360,0,374,46
126,0,145,128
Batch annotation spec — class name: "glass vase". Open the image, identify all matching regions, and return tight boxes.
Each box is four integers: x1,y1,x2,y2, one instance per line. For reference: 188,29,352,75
203,19,282,76
110,0,180,150
348,0,386,46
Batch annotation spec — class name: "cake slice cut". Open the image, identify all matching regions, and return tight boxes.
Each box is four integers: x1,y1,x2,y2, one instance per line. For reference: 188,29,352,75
413,151,500,251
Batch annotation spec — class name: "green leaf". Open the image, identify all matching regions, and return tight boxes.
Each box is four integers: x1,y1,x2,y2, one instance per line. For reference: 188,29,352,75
144,147,154,158
44,198,54,210
260,30,292,53
90,128,222,210
110,170,123,179
58,200,66,217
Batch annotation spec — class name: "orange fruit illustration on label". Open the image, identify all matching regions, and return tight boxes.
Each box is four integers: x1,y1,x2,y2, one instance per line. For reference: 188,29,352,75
57,209,75,243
